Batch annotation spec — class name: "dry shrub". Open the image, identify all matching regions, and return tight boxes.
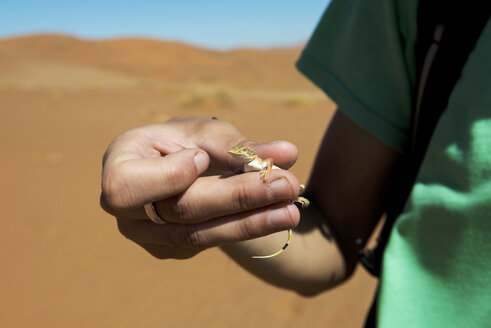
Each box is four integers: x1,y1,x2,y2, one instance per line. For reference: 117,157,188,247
180,86,235,108
284,94,312,107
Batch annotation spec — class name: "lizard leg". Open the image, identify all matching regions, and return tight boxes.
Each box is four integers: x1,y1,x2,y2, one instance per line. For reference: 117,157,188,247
252,229,292,259
294,196,310,208
259,158,274,181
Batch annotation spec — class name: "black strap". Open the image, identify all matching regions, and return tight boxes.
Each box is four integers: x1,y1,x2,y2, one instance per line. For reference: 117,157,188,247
362,1,489,326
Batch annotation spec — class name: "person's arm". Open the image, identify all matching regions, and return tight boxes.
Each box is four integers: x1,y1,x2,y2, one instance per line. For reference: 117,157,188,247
221,109,403,295
100,112,402,294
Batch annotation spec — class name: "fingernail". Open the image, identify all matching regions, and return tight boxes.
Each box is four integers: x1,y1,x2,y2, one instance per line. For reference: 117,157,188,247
193,151,209,172
269,178,292,200
268,204,295,228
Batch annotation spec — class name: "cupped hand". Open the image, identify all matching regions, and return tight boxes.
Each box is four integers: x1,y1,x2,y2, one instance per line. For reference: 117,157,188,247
100,116,302,259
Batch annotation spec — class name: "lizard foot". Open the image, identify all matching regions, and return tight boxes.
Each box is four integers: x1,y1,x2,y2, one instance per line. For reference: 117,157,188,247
294,196,310,208
259,168,271,181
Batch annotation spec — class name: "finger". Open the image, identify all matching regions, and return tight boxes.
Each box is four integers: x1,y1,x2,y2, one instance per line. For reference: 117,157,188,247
105,117,298,172
203,139,299,171
101,148,209,211
112,168,301,222
251,140,299,169
164,117,298,170
116,202,300,249
155,169,301,223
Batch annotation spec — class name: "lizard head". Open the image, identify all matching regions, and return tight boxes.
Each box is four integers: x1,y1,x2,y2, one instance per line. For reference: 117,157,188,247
228,146,256,161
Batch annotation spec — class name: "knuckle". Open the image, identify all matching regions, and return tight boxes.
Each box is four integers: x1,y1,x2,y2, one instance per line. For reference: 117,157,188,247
158,194,207,224
101,165,133,211
232,183,253,211
237,218,258,240
175,196,200,221
157,197,189,222
160,162,195,193
99,194,115,215
162,163,182,182
173,225,207,249
197,117,240,137
214,119,236,131
232,180,271,211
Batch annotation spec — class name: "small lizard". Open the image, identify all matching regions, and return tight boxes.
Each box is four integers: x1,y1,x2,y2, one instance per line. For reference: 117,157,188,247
228,146,309,259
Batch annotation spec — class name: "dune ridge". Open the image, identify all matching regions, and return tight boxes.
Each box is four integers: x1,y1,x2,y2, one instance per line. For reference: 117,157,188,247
0,34,314,90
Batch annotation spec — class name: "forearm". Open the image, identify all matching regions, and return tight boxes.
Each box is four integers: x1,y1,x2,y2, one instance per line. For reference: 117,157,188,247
221,109,403,295
220,202,347,296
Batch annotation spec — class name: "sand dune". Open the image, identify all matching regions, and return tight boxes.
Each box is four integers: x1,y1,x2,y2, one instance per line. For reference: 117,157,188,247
1,34,312,90
0,34,376,328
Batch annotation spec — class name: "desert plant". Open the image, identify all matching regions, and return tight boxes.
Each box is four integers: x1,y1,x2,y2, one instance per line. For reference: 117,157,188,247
284,93,312,107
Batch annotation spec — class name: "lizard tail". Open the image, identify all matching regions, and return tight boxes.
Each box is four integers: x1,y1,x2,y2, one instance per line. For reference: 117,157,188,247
251,229,292,259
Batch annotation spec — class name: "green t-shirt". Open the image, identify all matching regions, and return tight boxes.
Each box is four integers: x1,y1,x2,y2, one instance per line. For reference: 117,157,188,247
296,0,491,327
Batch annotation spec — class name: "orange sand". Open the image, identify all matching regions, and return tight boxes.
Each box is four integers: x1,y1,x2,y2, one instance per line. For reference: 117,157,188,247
0,35,377,328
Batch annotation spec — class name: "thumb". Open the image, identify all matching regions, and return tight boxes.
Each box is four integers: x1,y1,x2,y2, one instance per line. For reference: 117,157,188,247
252,140,299,169
102,148,210,211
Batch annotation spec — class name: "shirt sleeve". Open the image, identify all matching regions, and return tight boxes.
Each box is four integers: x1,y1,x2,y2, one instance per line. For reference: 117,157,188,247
296,0,418,153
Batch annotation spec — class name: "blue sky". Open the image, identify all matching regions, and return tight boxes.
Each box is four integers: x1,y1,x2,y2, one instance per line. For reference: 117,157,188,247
0,0,330,49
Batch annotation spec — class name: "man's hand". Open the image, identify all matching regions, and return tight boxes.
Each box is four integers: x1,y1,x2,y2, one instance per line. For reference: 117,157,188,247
100,116,302,259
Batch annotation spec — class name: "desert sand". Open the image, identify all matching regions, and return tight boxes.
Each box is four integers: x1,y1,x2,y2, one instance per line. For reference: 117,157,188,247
0,34,377,328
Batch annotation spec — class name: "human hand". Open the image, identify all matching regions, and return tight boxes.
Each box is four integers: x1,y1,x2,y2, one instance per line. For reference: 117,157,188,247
100,116,302,259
